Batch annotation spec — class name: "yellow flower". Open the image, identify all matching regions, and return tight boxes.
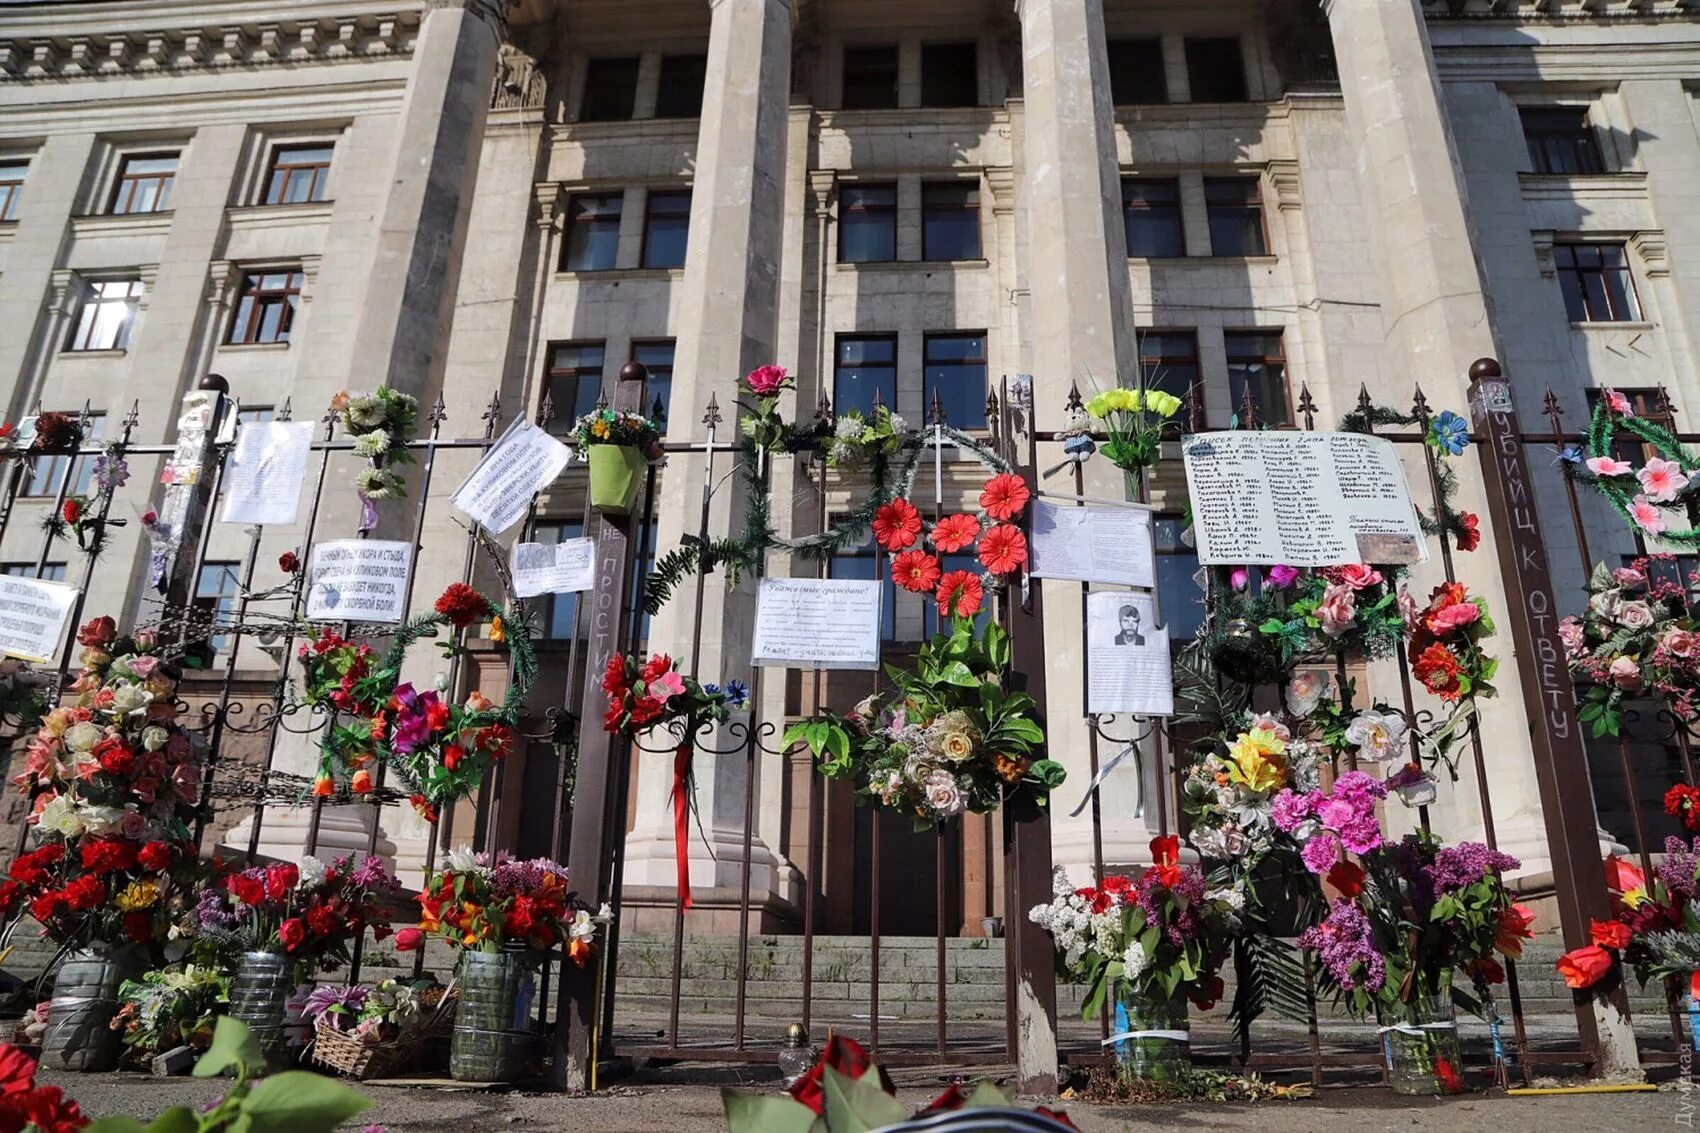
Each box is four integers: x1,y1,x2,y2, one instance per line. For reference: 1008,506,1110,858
1621,885,1649,909
115,879,160,911
1085,393,1111,420
941,731,976,763
1143,389,1183,418
1227,727,1289,793
489,616,506,644
591,420,610,439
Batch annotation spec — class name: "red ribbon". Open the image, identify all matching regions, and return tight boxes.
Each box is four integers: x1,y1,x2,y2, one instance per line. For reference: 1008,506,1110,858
672,741,692,910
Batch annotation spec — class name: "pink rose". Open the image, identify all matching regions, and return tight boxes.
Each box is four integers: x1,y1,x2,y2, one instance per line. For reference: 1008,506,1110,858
127,655,159,680
744,365,789,397
1335,564,1384,591
1612,567,1647,589
1428,602,1481,633
1663,629,1697,659
118,811,147,840
1559,617,1586,657
1397,586,1419,631
1267,564,1299,589
1317,584,1357,639
1615,601,1654,631
1608,655,1643,691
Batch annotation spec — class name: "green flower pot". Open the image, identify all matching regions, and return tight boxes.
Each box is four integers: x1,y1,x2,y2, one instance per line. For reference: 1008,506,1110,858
588,444,646,515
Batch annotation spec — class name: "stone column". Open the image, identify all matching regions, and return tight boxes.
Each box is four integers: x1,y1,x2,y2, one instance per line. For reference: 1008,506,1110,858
1013,0,1151,876
341,0,509,398
1322,0,1636,1074
619,0,798,928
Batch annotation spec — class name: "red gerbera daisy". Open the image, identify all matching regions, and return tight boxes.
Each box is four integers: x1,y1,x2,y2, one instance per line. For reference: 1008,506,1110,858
891,550,943,593
872,498,922,552
936,570,984,619
979,473,1030,521
930,513,981,553
977,523,1028,575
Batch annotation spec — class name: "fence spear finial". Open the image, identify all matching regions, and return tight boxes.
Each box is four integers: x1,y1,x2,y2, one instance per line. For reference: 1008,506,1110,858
1658,384,1677,421
278,397,294,423
929,388,946,427
703,390,723,430
1355,383,1374,420
537,388,554,428
1238,377,1260,430
1411,384,1431,425
1297,383,1317,431
1066,382,1083,412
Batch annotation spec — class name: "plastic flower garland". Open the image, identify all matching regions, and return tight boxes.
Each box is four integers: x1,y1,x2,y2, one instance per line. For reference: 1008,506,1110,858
1028,836,1241,1018
395,848,603,965
190,854,398,973
3,616,205,952
1561,557,1700,737
303,584,536,821
1084,386,1184,477
1565,389,1700,546
331,387,419,530
1406,582,1498,704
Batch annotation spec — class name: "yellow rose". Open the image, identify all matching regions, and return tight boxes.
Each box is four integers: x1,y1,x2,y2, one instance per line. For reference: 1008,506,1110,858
115,879,160,911
942,731,976,763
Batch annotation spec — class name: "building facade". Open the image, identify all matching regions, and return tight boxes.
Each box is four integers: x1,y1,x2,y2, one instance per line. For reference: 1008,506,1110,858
0,0,1696,935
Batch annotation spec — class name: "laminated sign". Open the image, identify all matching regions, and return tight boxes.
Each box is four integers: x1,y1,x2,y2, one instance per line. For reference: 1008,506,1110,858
0,576,79,663
306,540,413,623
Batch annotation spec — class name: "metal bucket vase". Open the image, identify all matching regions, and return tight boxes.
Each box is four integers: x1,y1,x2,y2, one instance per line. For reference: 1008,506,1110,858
228,951,296,1068
586,444,646,515
1110,984,1190,1083
41,947,143,1072
450,949,537,1083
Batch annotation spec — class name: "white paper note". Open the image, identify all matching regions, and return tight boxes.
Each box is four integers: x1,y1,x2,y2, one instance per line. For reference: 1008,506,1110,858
511,538,597,599
1181,431,1428,567
219,420,313,527
1086,592,1173,716
451,417,574,535
751,578,883,671
0,576,79,663
306,540,413,623
1028,500,1155,588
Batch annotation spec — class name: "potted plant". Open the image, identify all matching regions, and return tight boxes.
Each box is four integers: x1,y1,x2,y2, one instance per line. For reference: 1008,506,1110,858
570,407,662,515
3,617,206,1072
395,850,604,1083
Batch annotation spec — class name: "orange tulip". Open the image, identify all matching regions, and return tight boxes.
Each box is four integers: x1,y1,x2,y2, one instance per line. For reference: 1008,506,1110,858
312,776,334,798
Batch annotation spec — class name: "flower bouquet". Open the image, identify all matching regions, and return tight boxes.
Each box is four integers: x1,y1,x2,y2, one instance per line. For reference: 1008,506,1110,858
27,410,83,454
1251,564,1408,664
1084,386,1184,477
1565,388,1700,545
1407,582,1498,705
738,364,796,453
1562,558,1700,737
1555,848,1699,997
1180,714,1320,872
304,979,433,1080
331,387,419,528
110,964,228,1058
825,405,908,471
570,407,663,514
1028,837,1241,1082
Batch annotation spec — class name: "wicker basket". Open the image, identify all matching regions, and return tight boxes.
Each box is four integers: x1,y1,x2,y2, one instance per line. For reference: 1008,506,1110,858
309,1017,420,1081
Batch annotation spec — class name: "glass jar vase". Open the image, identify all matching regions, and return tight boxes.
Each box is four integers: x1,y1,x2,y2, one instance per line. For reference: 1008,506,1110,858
1110,984,1190,1083
1382,993,1465,1096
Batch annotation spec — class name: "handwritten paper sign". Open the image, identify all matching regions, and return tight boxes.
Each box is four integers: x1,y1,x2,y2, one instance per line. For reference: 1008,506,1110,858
306,540,413,623
219,420,313,527
1181,431,1427,567
1029,500,1155,588
451,417,573,535
1086,592,1173,716
752,578,882,670
0,577,78,663
511,538,596,599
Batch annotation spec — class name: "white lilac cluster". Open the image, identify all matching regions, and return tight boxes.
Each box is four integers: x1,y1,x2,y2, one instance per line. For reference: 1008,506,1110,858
1026,867,1123,969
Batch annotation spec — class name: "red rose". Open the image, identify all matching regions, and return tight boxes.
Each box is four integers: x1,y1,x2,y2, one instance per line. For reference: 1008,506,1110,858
278,551,300,574
639,653,673,683
394,927,424,952
1590,920,1632,951
1188,974,1225,1012
76,616,116,648
60,499,81,526
443,744,465,772
1555,944,1615,989
1326,860,1365,899
229,873,265,906
306,904,338,936
265,862,299,901
138,842,172,872
278,917,307,952
92,735,134,777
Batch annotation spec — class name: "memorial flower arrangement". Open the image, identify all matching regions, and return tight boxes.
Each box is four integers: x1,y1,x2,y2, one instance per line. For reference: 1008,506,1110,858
1406,582,1498,704
303,979,423,1046
4,616,205,952
1254,564,1409,662
190,854,399,974
876,474,1032,620
1084,385,1185,477
784,616,1063,825
1561,558,1700,738
1553,848,1700,994
111,964,229,1055
824,405,907,471
395,849,603,964
1180,714,1321,870
331,387,419,522
738,364,798,453
1566,388,1700,547
568,407,664,458
28,410,83,454
600,652,748,740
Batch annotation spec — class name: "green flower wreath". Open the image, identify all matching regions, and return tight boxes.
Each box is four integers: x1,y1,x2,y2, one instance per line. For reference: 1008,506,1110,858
1564,394,1700,549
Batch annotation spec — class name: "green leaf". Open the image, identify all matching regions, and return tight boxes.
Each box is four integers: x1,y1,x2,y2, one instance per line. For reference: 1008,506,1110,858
195,1015,264,1078
143,1111,201,1133
963,1081,1012,1109
87,1120,149,1133
721,1090,821,1133
936,661,982,688
821,1066,905,1133
238,1071,372,1133
1029,760,1067,789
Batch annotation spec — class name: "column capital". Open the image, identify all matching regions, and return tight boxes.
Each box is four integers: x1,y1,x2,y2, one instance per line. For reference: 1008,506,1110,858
424,0,511,31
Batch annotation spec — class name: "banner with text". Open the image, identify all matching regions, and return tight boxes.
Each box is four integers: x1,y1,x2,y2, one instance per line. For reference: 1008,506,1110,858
752,578,883,670
306,540,414,623
0,576,78,663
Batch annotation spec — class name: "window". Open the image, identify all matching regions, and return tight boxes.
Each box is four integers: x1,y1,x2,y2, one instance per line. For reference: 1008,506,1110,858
924,333,988,429
1185,37,1247,102
68,279,144,352
1107,39,1167,105
1154,515,1204,641
838,183,897,263
642,190,691,269
581,57,641,122
25,414,104,498
830,521,897,642
109,153,178,215
562,193,623,271
1556,243,1640,323
227,270,303,345
195,561,241,657
834,335,897,418
263,145,332,205
631,340,675,424
1204,178,1267,257
0,161,24,222
655,54,708,118
1123,178,1185,258
544,342,606,432
921,43,978,108
842,45,899,110
2,562,67,583
533,521,587,641
1629,553,1700,602
1225,331,1289,425
1589,389,1671,466
1523,108,1604,176
922,182,980,261
238,406,276,426
1136,331,1200,424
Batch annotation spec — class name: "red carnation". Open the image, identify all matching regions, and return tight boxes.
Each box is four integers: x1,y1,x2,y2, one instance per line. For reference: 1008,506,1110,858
279,917,307,952
29,891,66,922
1590,919,1633,951
79,839,137,875
138,841,172,872
61,875,105,911
434,583,491,628
60,498,81,526
0,881,20,918
92,735,134,777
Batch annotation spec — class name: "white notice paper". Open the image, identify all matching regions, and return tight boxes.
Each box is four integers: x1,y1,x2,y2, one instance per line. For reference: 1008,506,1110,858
1181,431,1428,567
510,538,597,599
1086,592,1173,716
306,540,414,623
451,417,574,535
219,421,313,527
0,576,78,663
751,578,883,671
1028,500,1155,588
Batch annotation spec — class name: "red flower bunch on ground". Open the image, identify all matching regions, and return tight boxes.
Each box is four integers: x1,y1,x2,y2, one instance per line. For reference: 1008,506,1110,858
1407,582,1497,703
194,853,398,971
0,1043,87,1132
434,582,492,628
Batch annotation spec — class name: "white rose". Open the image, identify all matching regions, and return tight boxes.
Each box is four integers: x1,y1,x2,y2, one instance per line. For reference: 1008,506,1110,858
141,726,169,753
37,794,82,837
923,770,965,817
63,722,101,753
110,684,151,716
76,804,124,835
1284,671,1330,718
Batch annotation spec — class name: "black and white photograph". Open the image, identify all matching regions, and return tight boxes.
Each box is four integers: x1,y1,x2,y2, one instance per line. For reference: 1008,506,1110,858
1086,591,1173,716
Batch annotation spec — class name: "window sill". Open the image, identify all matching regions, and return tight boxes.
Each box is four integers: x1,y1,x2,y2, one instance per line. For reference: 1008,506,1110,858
835,258,990,272
227,201,335,231
1570,320,1655,331
1132,255,1278,267
217,340,292,352
0,221,15,244
70,211,174,238
554,267,685,282
58,348,127,359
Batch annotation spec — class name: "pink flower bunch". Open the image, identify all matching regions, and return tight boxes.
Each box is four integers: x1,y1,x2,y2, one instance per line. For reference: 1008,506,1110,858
1567,555,1700,733
1271,770,1388,873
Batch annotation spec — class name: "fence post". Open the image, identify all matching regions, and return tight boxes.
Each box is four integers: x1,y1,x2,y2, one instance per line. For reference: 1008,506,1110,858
555,362,648,1091
152,374,232,638
1465,358,1641,1077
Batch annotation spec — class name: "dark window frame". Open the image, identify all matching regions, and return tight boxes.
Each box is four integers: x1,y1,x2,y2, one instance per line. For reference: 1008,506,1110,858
1522,107,1605,176
561,192,624,272
0,161,25,222
841,44,901,110
1136,330,1202,427
262,144,333,206
543,340,608,432
195,560,242,657
1556,242,1641,323
920,42,979,108
1154,514,1204,641
1225,329,1290,426
833,333,899,418
1204,177,1268,257
1123,177,1186,258
67,278,144,352
654,53,708,119
580,56,642,122
1107,39,1168,105
923,331,989,430
1184,37,1248,103
921,181,982,261
227,269,304,346
1,563,68,583
629,339,676,424
838,182,898,264
641,188,692,269
109,152,178,215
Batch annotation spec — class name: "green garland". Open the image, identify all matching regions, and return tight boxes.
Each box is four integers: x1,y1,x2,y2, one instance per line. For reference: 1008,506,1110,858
1564,398,1700,549
1336,403,1475,550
